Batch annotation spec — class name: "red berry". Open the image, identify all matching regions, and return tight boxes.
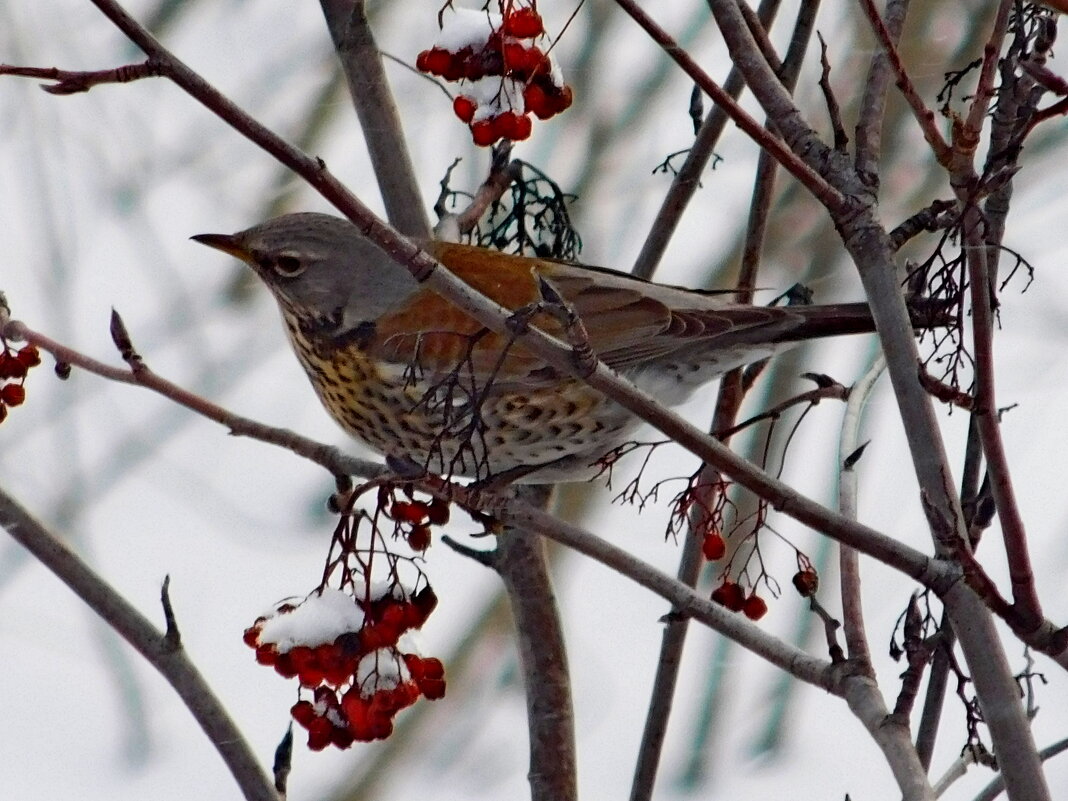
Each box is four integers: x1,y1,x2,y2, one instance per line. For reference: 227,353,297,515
368,713,394,740
420,677,447,700
471,119,501,146
523,83,552,119
0,403,7,424
710,581,746,612
242,625,261,648
503,7,544,38
407,523,432,552
306,717,334,751
496,111,532,141
419,47,453,76
743,594,768,621
0,352,26,380
412,586,439,623
331,724,355,749
502,42,529,73
453,96,477,123
17,346,41,368
360,622,387,650
1,384,26,407
426,499,451,525
520,46,547,77
341,688,371,722
380,602,408,635
792,569,819,597
254,644,278,666
274,651,299,679
701,531,726,561
420,657,445,680
290,700,317,728
391,500,426,524
554,84,573,113
442,48,471,82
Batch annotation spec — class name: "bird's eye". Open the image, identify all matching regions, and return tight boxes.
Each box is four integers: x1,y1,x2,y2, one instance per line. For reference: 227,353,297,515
272,254,306,278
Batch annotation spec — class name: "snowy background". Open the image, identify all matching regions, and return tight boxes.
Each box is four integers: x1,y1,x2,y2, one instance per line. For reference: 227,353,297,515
2,1,1067,799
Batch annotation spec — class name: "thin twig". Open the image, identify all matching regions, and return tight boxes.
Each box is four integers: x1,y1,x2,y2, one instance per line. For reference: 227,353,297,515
816,32,848,152
0,60,166,93
1,318,385,480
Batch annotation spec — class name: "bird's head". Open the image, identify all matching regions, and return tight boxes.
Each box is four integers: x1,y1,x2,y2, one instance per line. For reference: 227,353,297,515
192,212,420,335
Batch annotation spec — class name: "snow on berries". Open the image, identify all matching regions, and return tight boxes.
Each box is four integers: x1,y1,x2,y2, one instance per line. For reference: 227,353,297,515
245,582,445,750
416,3,573,146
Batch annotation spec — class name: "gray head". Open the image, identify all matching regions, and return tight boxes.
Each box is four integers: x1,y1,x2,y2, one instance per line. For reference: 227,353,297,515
192,212,420,333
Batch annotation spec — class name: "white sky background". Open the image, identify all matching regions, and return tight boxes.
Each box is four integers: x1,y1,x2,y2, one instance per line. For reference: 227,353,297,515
2,1,1068,800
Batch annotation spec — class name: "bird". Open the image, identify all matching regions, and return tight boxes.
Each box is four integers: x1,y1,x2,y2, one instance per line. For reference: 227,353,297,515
193,212,925,483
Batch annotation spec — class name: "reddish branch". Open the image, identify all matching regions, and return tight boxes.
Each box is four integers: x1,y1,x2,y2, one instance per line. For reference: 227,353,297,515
856,0,951,165
960,207,1043,629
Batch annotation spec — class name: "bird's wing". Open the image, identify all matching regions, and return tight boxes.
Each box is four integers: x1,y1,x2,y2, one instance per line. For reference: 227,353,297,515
366,242,804,385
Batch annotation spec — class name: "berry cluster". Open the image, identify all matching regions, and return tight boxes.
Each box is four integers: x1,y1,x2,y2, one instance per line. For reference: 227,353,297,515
244,585,444,750
390,496,450,552
416,4,573,146
288,651,446,749
0,342,40,425
711,581,768,621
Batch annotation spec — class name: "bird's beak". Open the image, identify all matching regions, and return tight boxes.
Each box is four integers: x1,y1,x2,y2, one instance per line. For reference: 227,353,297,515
191,232,252,263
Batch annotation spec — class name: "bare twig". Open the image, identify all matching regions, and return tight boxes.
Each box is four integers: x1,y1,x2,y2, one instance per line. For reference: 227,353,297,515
816,32,848,152
0,60,166,93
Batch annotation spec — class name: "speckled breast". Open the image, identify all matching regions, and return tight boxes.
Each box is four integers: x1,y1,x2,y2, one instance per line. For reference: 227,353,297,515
281,315,635,482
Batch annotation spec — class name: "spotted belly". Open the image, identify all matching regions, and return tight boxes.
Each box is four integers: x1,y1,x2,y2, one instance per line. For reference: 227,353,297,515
286,330,634,481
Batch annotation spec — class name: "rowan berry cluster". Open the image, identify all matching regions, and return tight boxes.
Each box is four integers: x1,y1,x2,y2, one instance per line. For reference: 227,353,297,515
0,341,40,424
244,584,444,750
416,4,573,146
